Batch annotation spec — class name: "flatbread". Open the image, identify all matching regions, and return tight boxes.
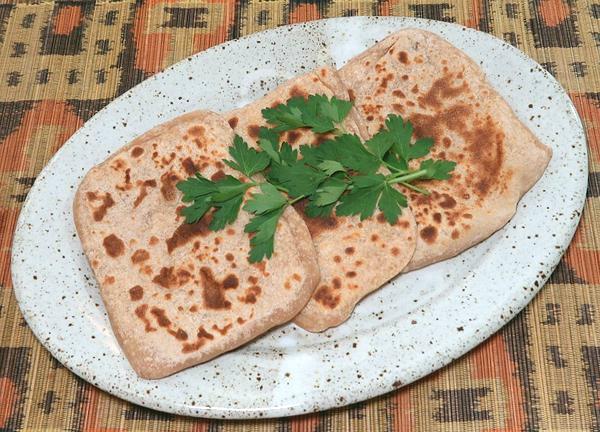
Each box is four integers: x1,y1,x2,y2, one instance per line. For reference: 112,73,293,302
227,67,417,332
74,111,320,378
339,29,552,271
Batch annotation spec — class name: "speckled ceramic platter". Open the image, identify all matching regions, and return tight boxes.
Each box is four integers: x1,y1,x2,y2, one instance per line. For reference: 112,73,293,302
12,17,587,418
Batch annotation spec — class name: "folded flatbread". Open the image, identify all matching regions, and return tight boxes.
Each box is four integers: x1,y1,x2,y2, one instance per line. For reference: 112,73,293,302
74,111,319,378
339,29,552,271
227,67,417,332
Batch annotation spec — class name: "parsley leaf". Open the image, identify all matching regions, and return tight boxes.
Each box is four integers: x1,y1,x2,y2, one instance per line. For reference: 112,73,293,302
336,174,386,220
384,114,413,160
317,160,345,176
279,142,298,165
301,95,336,134
207,176,250,230
258,127,298,166
352,173,387,188
298,142,337,167
257,127,281,164
408,138,434,160
378,185,408,224
301,134,380,174
365,131,393,160
262,95,353,134
383,153,408,172
243,183,287,214
268,161,327,198
176,174,217,222
245,207,285,262
382,115,433,165
225,135,270,177
261,98,305,132
180,197,212,223
312,176,347,206
210,175,251,202
318,96,352,124
304,201,335,218
419,159,457,180
336,186,381,220
177,174,216,201
210,195,244,231
333,134,381,174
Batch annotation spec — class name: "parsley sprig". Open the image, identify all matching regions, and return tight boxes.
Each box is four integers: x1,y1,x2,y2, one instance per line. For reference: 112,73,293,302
177,95,456,262
262,95,352,134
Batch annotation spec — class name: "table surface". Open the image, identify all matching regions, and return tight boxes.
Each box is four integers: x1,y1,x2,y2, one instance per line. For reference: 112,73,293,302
0,0,599,431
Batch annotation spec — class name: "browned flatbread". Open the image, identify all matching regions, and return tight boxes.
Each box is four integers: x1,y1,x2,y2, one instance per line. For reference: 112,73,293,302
339,29,552,271
74,111,320,378
227,67,417,332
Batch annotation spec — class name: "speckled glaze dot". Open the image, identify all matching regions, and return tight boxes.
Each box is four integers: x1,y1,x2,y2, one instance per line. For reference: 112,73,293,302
11,17,587,419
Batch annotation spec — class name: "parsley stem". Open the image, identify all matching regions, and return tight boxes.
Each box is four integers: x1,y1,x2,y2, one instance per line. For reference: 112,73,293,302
398,181,430,195
273,184,290,194
383,161,409,173
287,195,306,206
334,124,347,135
388,169,427,184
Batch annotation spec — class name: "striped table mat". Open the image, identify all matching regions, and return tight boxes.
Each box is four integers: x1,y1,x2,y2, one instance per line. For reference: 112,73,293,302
1,0,599,430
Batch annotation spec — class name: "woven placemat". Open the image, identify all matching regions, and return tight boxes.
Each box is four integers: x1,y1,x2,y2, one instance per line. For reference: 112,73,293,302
1,0,599,430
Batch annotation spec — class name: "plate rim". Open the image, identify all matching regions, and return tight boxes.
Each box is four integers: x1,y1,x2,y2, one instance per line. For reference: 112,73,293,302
11,15,588,418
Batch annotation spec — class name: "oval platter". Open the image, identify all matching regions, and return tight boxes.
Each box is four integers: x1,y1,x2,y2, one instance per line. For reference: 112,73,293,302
11,16,587,418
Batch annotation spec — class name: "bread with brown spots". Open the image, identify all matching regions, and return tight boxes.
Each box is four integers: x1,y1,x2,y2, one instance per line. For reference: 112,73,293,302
339,29,552,271
73,111,320,378
226,67,418,332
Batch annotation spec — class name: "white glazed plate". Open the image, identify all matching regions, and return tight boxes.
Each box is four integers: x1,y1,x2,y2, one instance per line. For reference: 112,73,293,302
11,17,587,418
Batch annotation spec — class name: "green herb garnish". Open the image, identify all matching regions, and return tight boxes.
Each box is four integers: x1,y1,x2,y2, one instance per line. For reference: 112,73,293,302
223,135,270,177
177,95,456,262
261,95,352,134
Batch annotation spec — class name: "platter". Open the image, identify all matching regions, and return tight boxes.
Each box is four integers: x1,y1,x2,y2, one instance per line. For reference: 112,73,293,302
11,16,587,418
